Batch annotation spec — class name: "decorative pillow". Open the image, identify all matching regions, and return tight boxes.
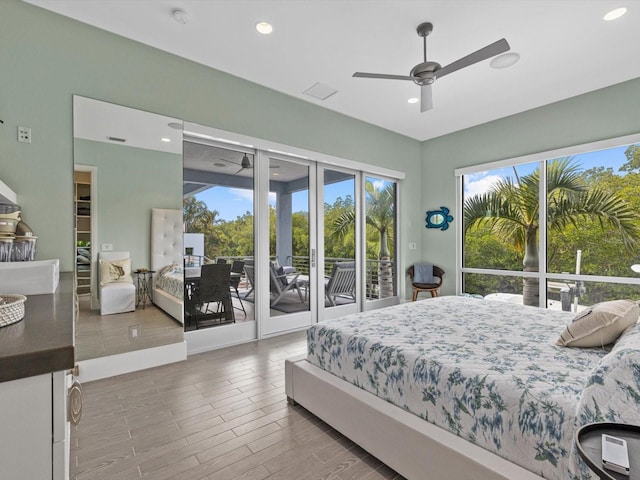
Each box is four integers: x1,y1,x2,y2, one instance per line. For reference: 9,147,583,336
157,263,177,278
99,258,133,286
276,266,288,286
556,299,639,347
610,319,640,353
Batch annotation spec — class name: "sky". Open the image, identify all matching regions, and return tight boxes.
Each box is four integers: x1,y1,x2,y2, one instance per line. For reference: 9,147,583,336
195,178,357,222
464,144,632,197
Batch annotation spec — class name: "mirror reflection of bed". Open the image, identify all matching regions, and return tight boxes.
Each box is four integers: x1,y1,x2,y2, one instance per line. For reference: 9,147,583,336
73,96,185,363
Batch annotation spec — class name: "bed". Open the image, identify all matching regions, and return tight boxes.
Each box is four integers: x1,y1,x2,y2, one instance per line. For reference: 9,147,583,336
285,296,640,480
151,208,184,324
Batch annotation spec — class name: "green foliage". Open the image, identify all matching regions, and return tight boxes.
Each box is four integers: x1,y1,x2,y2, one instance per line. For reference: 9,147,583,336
184,194,370,261
463,152,640,300
620,145,640,172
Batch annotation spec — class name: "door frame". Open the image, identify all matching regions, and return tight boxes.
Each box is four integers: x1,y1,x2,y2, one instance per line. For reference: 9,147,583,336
259,151,318,337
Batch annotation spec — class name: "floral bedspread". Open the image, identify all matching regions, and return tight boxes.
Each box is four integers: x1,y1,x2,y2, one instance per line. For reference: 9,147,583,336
155,264,183,300
306,296,630,480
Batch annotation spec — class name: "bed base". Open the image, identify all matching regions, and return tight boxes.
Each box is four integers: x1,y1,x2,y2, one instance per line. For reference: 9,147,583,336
153,287,183,324
285,356,544,480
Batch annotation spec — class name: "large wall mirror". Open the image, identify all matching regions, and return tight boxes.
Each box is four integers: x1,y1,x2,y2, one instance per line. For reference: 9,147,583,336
73,96,184,362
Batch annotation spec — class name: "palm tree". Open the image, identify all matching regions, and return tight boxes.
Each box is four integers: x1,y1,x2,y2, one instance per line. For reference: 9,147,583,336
464,158,640,306
332,181,395,298
183,196,220,233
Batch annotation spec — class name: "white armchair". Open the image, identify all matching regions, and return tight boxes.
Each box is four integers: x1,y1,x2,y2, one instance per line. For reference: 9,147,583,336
99,251,136,315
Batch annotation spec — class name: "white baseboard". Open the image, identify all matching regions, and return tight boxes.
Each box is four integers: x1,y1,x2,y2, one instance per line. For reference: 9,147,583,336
186,320,257,355
76,341,187,383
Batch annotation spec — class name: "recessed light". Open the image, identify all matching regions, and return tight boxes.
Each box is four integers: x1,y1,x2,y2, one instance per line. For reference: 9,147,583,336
272,172,279,176
168,122,182,130
490,52,520,69
603,7,627,21
213,162,226,168
407,97,419,104
256,21,273,34
161,138,171,142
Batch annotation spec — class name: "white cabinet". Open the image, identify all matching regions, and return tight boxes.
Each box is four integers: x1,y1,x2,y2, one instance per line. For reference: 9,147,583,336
0,372,69,480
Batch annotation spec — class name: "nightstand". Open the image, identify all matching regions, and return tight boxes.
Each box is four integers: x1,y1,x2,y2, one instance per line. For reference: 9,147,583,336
576,422,640,479
133,270,155,309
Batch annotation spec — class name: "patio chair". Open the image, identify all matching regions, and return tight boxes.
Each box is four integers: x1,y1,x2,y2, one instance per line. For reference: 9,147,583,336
269,262,304,307
243,259,255,299
195,263,234,328
229,260,246,315
325,261,356,306
407,263,444,301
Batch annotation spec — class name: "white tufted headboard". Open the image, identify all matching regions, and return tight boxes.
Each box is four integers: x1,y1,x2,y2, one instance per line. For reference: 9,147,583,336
151,208,183,272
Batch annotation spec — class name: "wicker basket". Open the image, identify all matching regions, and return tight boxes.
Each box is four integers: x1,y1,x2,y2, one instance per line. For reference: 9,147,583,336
0,294,26,327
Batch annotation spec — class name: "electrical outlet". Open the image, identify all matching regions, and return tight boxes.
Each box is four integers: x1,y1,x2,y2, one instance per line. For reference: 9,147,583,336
409,242,417,250
101,243,113,251
18,126,31,143
129,325,139,340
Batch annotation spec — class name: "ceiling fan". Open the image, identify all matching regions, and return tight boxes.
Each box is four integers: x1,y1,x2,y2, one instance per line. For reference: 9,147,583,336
219,153,279,175
353,22,510,112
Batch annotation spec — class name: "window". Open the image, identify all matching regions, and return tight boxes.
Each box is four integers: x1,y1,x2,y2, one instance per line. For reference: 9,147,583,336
364,176,397,301
459,139,640,310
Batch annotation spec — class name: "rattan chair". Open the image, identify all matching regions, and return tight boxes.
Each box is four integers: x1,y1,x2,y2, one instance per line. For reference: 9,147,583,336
407,264,445,301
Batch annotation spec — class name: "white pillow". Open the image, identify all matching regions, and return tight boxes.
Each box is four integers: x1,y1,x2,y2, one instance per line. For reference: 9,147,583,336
556,299,639,347
99,258,133,286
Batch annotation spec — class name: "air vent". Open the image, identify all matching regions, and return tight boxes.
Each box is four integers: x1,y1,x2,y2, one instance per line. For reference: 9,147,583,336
106,136,126,143
303,82,338,101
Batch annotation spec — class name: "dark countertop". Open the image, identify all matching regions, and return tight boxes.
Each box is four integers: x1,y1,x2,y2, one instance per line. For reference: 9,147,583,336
0,272,75,383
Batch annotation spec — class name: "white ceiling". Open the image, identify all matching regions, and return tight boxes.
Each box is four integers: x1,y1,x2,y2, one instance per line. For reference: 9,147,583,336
27,0,640,141
73,96,183,153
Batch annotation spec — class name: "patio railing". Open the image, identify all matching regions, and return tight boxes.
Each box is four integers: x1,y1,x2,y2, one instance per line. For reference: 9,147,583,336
212,255,397,300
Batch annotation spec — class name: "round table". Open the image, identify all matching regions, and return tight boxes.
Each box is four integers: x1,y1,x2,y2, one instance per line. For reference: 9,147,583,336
576,422,640,479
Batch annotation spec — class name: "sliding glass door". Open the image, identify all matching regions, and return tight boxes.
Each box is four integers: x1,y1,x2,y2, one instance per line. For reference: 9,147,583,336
183,124,403,347
182,139,257,348
363,175,398,310
261,153,316,336
320,167,359,320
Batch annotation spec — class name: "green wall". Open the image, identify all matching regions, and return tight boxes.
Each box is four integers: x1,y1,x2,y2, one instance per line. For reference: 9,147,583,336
0,0,422,273
74,139,182,274
421,77,640,295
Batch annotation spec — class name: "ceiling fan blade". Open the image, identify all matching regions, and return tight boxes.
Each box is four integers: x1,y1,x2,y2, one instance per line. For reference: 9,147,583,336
420,84,433,113
233,166,244,175
436,38,510,79
353,72,419,81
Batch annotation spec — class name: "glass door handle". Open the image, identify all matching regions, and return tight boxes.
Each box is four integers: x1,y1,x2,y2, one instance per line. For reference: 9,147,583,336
311,249,316,268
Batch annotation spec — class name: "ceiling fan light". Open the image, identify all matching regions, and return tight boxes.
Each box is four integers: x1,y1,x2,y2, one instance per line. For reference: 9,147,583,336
603,7,627,21
256,21,273,34
490,52,520,69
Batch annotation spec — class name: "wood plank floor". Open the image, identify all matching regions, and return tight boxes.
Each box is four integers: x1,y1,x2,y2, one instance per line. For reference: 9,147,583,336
75,296,183,361
71,331,404,480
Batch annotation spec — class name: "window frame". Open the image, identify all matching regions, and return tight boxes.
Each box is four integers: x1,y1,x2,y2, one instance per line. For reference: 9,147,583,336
455,132,640,307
